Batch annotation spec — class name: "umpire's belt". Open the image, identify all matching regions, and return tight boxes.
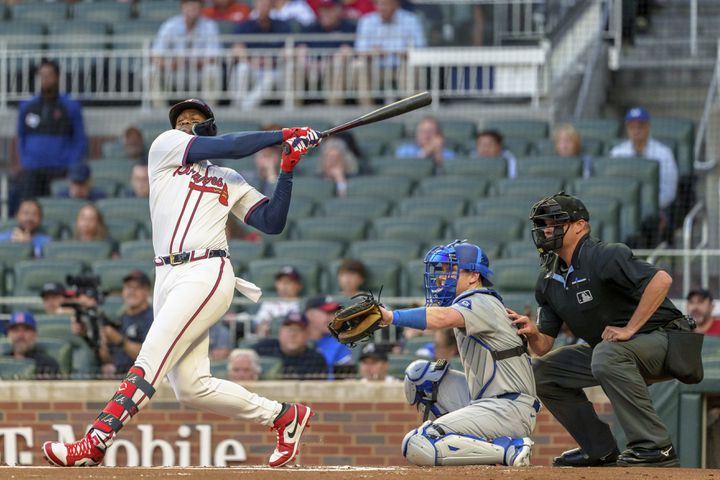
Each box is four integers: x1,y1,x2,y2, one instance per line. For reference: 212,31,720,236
496,392,541,413
154,249,228,267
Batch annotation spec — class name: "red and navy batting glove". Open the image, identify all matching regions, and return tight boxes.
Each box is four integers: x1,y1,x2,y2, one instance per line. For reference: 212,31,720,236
281,137,309,173
282,127,322,149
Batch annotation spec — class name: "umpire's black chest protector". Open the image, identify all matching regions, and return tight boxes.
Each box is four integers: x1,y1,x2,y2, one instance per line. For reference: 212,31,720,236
536,236,681,347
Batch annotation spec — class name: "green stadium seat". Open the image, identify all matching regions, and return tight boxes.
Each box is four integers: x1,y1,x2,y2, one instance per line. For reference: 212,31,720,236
581,196,621,243
492,258,542,292
318,197,392,219
247,258,321,295
445,157,507,179
651,117,694,176
227,240,266,272
485,119,549,140
36,338,72,375
291,177,336,203
0,242,33,271
137,0,182,21
403,335,434,356
348,240,422,262
451,216,524,243
372,217,444,241
573,118,621,140
2,21,45,49
12,3,67,22
501,240,538,259
111,20,163,49
120,240,155,261
47,21,109,50
328,258,402,296
92,159,133,184
501,292,537,314
0,358,35,379
258,356,282,380
396,197,468,218
346,176,414,200
137,119,171,142
402,259,427,297
503,138,531,157
515,156,583,181
50,179,118,198
568,178,642,242
415,176,489,198
44,241,113,267
352,122,406,156
388,353,418,378
272,240,344,263
97,198,150,223
105,218,140,242
287,196,315,219
492,177,564,198
592,157,659,220
35,315,75,342
292,155,322,177
38,198,86,232
472,196,536,221
439,120,477,145
294,217,367,243
13,260,83,296
210,359,229,379
74,3,132,21
92,260,154,294
370,157,435,180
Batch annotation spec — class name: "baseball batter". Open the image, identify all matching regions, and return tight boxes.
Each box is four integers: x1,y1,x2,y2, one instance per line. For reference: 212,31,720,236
378,240,538,466
43,99,320,468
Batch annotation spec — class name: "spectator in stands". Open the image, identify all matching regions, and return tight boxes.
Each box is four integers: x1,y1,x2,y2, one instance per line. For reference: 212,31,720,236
336,258,366,298
230,0,291,109
319,138,358,196
15,60,87,205
209,321,233,360
254,266,303,336
610,107,678,214
304,295,352,375
353,0,425,106
358,342,397,382
98,271,153,376
227,348,261,381
686,289,720,336
122,126,148,164
127,164,150,198
553,124,592,178
40,282,72,315
395,116,456,174
308,0,374,20
303,0,356,46
203,0,251,22
0,198,51,258
73,204,109,242
253,311,328,378
476,129,518,178
148,0,222,108
56,163,106,202
5,311,60,377
272,0,316,27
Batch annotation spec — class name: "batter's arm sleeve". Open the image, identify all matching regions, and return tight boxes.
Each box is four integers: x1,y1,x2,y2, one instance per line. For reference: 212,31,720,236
598,243,660,294
243,171,292,234
535,282,562,338
185,131,283,164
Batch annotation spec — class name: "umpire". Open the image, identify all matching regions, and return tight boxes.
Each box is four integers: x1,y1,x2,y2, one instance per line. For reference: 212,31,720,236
510,192,683,468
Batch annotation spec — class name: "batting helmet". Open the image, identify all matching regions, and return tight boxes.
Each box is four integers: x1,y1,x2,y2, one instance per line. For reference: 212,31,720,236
168,98,217,136
423,240,493,307
529,191,589,255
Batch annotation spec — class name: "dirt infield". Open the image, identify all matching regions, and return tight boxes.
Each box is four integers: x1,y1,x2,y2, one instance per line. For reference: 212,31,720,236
1,465,717,480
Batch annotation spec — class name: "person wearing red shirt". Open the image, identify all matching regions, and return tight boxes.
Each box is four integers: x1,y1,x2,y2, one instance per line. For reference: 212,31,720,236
686,289,720,336
307,0,374,20
203,0,251,22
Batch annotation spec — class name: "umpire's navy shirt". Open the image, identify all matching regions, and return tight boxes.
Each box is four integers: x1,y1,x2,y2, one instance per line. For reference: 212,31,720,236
535,235,682,347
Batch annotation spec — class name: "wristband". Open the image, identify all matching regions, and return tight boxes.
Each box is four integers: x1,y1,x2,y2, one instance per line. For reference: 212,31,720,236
392,307,427,330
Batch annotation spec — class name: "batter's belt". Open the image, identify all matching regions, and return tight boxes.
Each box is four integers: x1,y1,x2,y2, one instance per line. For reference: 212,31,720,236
154,249,228,266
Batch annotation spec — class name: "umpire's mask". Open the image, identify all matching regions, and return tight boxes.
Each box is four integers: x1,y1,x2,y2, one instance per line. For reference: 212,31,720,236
529,192,589,256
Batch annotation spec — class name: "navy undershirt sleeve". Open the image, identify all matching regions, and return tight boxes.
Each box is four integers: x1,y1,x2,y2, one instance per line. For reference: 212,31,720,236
185,131,283,164
245,171,293,234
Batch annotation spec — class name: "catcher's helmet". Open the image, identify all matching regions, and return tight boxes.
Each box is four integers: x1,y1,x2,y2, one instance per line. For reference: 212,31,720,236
529,191,589,255
168,98,217,136
423,240,493,307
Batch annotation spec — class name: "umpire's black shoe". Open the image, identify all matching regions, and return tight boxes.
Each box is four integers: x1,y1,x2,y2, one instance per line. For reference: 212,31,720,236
553,447,619,467
617,445,679,467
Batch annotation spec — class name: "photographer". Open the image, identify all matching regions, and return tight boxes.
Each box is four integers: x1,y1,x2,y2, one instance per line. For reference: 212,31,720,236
98,271,153,376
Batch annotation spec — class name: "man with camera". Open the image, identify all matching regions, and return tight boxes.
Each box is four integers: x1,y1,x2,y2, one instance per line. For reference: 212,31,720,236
98,271,153,377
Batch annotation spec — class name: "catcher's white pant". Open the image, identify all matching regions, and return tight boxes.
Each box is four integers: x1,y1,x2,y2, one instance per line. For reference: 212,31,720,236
133,257,281,425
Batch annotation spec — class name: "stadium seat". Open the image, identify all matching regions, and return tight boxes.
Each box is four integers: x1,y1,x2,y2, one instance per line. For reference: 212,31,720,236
651,117,694,175
92,260,154,294
258,356,282,380
396,197,468,218
573,118,621,140
294,217,367,243
484,119,549,140
472,196,536,221
402,259,427,297
346,176,414,200
50,178,118,198
318,197,392,219
247,258,321,295
372,217,444,241
286,196,315,219
592,157,659,220
2,21,46,49
370,157,435,180
105,218,141,242
444,157,507,179
38,198,86,232
137,119,172,142
491,258,542,292
402,335,434,356
501,292,537,314
97,198,150,223
0,242,33,274
439,119,477,145
0,358,35,380
388,354,418,378
210,360,229,379
137,0,182,21
415,176,489,199
47,21,109,50
348,239,422,263
492,177,564,198
272,240,344,263
13,260,83,296
352,122,406,156
92,159,133,184
515,156,583,181
111,20,163,49
328,258,402,296
11,3,67,22
292,155,322,177
227,240,267,272
36,338,72,375
35,314,75,342
451,216,524,243
501,240,538,259
120,240,155,261
44,241,113,267
580,196,621,243
73,3,132,22
291,177,337,203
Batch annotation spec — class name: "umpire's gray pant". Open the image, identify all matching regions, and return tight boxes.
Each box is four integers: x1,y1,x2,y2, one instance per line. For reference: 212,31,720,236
533,330,672,456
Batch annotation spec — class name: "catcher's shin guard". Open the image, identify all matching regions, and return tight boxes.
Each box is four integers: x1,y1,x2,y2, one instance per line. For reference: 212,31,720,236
91,366,156,436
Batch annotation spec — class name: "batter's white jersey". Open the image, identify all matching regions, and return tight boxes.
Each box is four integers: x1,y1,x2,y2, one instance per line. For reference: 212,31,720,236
148,129,266,256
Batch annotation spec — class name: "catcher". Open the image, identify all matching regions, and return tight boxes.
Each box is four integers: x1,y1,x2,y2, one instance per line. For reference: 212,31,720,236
329,240,537,466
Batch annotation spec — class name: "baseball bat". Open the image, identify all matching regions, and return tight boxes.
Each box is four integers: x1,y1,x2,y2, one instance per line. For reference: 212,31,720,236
283,91,432,153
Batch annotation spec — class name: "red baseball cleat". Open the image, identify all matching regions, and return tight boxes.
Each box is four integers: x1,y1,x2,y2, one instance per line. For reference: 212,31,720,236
269,403,314,467
42,430,110,467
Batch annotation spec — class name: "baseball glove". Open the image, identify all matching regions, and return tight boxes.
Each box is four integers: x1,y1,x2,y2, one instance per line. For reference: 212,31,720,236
328,289,384,347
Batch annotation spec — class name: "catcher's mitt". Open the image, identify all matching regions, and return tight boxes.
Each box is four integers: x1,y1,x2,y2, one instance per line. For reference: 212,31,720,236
328,289,384,346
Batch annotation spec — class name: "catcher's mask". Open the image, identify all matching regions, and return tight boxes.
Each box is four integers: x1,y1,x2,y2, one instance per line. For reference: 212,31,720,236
529,192,589,256
168,98,217,137
423,240,493,307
